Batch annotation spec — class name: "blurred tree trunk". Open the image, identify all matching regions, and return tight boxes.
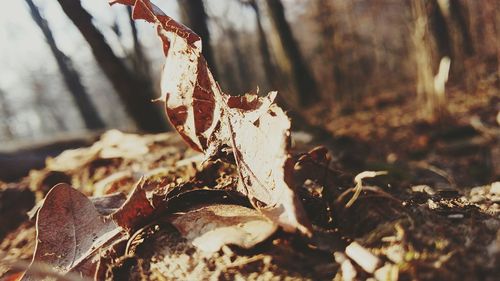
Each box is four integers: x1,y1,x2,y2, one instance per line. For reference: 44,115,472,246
25,0,105,130
411,0,450,121
315,0,337,100
236,0,325,136
0,89,14,140
447,0,474,55
30,76,68,132
56,0,168,133
411,0,437,119
465,0,498,76
245,0,278,90
209,16,244,94
126,6,151,78
263,0,320,106
178,0,218,77
435,0,474,83
226,27,252,93
497,2,500,77
220,58,241,94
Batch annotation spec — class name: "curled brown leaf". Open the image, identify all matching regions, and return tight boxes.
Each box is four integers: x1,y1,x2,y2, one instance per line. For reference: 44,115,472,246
111,0,311,236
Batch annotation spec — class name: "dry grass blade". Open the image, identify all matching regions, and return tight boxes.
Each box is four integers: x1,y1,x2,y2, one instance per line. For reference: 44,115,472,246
345,171,388,208
411,161,456,187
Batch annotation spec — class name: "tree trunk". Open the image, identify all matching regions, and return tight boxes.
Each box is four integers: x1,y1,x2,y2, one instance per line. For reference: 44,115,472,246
246,0,278,90
56,0,168,133
30,76,68,132
411,0,450,121
178,0,218,77
314,0,337,100
127,6,151,78
448,0,474,56
226,27,252,94
263,0,320,106
0,89,14,140
25,0,105,130
435,0,474,79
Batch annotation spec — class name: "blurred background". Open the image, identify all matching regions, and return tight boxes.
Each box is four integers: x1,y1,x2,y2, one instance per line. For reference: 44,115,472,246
0,0,498,184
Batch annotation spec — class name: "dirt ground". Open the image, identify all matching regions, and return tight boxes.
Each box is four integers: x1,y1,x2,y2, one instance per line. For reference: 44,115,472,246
0,78,498,281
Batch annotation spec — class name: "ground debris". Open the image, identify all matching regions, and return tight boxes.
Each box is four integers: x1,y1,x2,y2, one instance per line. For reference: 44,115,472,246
0,130,498,280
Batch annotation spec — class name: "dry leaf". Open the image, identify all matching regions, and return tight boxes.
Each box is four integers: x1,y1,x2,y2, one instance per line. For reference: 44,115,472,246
93,170,135,196
22,183,126,281
90,192,127,215
22,179,179,280
111,0,221,152
45,147,99,172
110,0,311,235
21,173,250,279
170,204,277,252
45,130,150,173
111,178,156,231
97,130,150,159
226,103,310,234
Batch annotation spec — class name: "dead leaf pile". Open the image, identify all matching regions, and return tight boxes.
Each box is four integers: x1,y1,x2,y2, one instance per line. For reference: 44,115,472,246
28,129,196,197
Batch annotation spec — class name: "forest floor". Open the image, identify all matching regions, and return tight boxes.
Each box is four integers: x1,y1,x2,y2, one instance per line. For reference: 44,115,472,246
0,77,498,281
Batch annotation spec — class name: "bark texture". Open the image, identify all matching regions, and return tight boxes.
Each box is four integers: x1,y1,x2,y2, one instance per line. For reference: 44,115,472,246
26,0,105,130
264,0,320,106
56,0,168,132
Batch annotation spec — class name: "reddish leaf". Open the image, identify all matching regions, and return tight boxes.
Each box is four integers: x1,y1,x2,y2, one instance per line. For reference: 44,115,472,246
21,184,126,280
110,0,311,235
111,177,155,231
110,0,221,152
2,272,23,281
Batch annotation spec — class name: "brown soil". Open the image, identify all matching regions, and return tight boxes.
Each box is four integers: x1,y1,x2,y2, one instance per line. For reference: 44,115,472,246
0,79,498,280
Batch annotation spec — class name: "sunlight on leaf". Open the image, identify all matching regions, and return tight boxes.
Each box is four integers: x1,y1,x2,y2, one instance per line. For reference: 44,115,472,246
111,0,311,235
